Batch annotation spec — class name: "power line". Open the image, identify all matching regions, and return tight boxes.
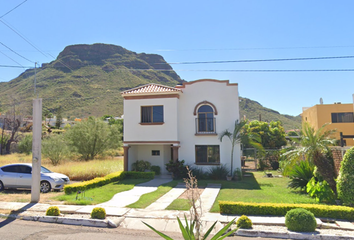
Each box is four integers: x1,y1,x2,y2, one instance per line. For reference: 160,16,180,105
0,0,27,18
155,45,354,52
166,55,354,65
0,42,34,63
0,50,25,67
0,64,30,68
0,19,48,58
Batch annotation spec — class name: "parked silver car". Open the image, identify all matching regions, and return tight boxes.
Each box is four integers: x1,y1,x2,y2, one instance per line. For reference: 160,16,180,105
0,163,70,193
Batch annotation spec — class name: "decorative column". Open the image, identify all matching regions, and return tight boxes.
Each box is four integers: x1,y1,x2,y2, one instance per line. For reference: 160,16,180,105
171,145,180,163
123,145,130,171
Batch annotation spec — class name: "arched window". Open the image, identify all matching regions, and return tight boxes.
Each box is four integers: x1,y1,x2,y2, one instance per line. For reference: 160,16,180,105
197,105,215,133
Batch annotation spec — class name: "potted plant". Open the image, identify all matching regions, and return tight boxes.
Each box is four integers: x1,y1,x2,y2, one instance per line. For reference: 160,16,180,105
226,174,232,181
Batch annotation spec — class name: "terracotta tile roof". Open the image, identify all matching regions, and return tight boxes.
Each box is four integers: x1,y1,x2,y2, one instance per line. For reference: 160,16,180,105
121,83,182,95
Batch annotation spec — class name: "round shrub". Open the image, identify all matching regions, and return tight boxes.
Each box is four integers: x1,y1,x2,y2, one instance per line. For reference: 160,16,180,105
285,208,316,232
236,215,252,229
91,207,106,219
337,147,354,206
46,206,60,216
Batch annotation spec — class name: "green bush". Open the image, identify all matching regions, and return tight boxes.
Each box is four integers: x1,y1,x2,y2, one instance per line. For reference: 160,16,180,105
42,134,70,166
208,165,229,180
46,206,60,216
288,160,314,191
190,167,208,180
285,208,316,232
64,171,154,194
219,201,354,221
150,165,161,175
165,160,188,179
132,160,151,172
306,177,335,203
337,147,354,206
18,135,32,155
65,118,122,160
91,207,106,219
236,215,252,229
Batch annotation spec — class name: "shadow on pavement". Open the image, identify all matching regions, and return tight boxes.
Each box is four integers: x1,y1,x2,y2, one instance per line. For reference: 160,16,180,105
0,203,36,228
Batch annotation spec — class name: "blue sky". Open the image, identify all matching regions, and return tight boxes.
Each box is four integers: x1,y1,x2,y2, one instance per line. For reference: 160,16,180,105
1,0,354,116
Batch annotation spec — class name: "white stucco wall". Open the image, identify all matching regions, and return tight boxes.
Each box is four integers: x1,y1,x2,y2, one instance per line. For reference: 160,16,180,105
123,97,179,141
177,81,241,172
128,144,170,174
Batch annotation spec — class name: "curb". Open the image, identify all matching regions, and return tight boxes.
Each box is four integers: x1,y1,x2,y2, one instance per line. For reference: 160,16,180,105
0,213,120,228
236,229,354,240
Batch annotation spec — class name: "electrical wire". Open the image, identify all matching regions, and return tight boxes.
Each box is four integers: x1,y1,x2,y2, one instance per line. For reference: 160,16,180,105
155,45,354,52
0,64,29,68
166,55,354,65
0,0,27,18
0,42,34,63
0,19,48,58
0,50,25,67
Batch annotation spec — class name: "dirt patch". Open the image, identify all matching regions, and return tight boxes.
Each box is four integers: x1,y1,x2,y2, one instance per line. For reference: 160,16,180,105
0,189,64,204
178,188,205,199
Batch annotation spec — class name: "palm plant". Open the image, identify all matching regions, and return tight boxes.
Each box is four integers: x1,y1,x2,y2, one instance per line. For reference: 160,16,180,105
287,160,315,191
283,122,337,194
219,119,261,176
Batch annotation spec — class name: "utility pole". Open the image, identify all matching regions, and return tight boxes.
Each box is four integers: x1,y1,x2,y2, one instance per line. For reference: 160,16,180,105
31,62,42,203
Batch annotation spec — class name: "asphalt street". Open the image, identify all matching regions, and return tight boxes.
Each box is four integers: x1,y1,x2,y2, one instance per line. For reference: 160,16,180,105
0,218,287,240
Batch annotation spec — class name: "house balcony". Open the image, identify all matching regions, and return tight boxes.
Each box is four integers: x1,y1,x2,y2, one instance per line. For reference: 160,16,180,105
195,118,217,135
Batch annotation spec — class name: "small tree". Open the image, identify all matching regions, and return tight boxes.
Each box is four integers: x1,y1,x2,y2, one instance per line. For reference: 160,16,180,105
283,123,337,194
337,146,354,206
65,117,122,160
55,107,63,129
18,134,32,155
219,120,261,176
42,134,70,165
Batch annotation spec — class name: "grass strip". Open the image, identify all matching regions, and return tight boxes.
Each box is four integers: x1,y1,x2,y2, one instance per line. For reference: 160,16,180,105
127,180,179,208
55,178,149,205
166,199,191,211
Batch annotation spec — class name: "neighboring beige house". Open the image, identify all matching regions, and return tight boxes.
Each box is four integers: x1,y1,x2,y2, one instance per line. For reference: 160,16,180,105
121,79,241,174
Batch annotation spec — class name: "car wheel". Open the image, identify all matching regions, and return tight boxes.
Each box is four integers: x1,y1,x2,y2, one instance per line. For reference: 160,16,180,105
0,181,4,191
40,181,51,193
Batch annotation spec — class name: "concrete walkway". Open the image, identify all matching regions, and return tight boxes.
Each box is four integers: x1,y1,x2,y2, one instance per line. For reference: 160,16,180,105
76,177,173,214
145,183,186,211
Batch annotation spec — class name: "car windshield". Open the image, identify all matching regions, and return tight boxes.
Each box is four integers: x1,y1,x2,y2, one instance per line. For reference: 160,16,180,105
40,166,52,173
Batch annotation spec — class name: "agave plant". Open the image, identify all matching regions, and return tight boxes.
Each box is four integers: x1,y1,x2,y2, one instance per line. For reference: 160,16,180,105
143,215,238,240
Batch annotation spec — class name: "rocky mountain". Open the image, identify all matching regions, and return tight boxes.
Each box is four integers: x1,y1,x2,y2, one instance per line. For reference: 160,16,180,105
0,43,301,130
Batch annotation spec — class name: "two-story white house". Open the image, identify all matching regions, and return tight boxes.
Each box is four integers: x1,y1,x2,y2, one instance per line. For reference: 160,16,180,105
121,79,241,175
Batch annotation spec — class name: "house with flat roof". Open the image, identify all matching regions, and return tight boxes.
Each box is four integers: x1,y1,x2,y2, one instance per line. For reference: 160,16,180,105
121,79,241,175
302,102,354,146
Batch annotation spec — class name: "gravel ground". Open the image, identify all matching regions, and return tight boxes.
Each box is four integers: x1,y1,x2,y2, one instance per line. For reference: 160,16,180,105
251,224,354,237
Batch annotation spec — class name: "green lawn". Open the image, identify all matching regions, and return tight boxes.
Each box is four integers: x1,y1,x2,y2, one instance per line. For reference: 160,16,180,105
166,171,318,212
55,178,150,205
127,181,179,208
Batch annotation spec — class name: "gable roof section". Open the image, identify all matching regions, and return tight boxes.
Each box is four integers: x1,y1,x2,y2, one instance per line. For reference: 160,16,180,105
121,83,182,98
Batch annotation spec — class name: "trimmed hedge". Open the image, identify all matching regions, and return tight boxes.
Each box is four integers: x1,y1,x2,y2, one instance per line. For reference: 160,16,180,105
64,171,155,194
219,201,354,221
